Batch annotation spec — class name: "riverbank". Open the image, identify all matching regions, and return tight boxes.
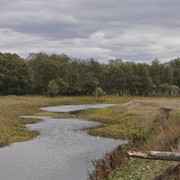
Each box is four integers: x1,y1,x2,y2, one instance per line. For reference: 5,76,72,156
0,95,133,147
0,96,179,179
81,98,180,179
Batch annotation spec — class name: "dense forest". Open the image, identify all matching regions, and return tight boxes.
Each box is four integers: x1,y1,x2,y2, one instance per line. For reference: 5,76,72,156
0,52,180,97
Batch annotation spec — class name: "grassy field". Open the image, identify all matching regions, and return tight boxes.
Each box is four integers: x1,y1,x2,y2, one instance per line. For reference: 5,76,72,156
0,95,179,179
0,95,133,147
83,98,180,180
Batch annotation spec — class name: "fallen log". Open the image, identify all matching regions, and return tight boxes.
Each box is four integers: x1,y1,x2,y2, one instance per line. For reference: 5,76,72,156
127,151,180,162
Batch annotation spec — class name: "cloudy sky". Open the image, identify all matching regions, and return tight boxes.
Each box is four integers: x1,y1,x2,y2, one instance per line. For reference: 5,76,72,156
1,0,180,63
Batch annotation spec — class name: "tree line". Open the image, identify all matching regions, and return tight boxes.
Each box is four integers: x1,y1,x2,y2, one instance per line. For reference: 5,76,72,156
0,52,180,97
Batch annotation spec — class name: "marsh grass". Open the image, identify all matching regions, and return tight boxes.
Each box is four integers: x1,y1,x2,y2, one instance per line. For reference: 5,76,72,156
0,95,134,147
83,103,154,140
87,98,180,180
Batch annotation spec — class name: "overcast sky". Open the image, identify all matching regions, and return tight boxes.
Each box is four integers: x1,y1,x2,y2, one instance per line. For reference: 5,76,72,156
1,0,180,63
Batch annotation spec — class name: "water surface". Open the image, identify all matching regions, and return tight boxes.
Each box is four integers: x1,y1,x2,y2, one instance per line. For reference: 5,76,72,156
0,104,125,180
41,104,117,113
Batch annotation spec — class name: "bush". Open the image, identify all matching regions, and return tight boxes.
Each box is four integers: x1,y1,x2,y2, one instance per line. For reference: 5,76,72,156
93,87,105,97
47,80,59,97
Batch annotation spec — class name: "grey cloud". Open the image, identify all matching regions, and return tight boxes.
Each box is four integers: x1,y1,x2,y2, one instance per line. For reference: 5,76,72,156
1,0,180,62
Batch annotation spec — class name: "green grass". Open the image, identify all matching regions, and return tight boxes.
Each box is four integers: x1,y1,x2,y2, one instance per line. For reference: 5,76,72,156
108,158,171,180
81,103,155,140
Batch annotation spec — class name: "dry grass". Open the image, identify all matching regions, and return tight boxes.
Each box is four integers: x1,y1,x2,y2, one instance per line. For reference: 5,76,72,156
144,114,180,151
87,98,180,180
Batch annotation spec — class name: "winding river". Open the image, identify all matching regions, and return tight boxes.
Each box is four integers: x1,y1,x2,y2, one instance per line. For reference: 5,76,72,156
0,104,126,180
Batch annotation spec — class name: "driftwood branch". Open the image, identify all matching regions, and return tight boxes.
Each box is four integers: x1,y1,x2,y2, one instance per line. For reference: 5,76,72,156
127,151,180,162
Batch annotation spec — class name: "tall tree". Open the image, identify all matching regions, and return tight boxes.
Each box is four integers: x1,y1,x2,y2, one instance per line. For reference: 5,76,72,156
27,53,70,95
0,53,33,95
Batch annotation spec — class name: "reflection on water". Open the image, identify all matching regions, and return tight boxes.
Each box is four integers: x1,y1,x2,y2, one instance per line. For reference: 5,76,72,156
0,104,125,180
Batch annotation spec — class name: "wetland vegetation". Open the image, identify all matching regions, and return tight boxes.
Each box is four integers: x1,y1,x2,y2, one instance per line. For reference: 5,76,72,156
86,98,180,180
0,95,130,147
0,96,179,179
